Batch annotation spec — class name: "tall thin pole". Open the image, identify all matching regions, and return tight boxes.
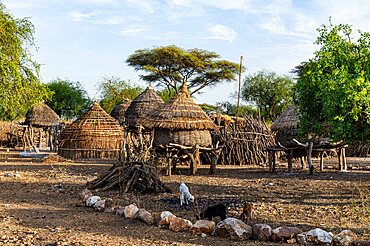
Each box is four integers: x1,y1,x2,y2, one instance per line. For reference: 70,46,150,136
236,56,243,126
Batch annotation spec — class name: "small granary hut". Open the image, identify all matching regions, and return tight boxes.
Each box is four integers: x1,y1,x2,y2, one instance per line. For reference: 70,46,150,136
110,99,132,124
24,101,60,128
58,101,124,159
139,82,217,147
124,86,164,130
270,105,300,147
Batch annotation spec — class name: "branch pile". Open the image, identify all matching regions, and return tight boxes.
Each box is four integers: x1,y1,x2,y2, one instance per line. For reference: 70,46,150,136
212,115,275,165
87,161,172,193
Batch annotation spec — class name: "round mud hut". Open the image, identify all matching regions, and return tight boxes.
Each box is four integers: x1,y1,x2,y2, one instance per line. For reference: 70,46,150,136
58,101,124,159
139,82,217,147
24,101,60,128
270,105,300,147
110,99,132,124
124,86,164,130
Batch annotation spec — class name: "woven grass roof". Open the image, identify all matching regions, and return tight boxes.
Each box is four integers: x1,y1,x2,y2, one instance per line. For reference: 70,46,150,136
270,105,300,131
110,99,132,124
58,101,124,159
139,82,217,131
24,101,60,127
125,86,164,127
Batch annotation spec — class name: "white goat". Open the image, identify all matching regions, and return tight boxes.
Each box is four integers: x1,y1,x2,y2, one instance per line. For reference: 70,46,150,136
179,183,194,206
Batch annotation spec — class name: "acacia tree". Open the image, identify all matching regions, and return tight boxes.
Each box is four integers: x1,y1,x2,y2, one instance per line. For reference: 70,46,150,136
46,79,92,120
126,45,241,97
241,70,294,122
0,3,50,120
293,22,370,143
96,76,143,113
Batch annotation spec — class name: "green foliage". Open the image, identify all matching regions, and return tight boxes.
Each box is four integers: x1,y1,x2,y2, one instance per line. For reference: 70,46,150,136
0,3,51,120
217,101,257,117
293,21,370,143
126,45,241,97
97,76,143,113
155,87,178,102
46,78,92,120
241,70,294,122
198,103,221,114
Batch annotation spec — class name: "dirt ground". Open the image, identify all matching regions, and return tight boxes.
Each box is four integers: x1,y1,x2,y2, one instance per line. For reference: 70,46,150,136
0,150,369,245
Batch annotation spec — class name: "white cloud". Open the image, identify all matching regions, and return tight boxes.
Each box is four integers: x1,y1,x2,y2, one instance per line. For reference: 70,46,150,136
259,16,286,34
70,11,97,21
124,0,157,13
92,16,124,25
112,27,147,36
208,25,237,42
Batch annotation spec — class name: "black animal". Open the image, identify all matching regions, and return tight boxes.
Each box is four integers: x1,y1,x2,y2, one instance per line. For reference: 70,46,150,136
197,203,229,221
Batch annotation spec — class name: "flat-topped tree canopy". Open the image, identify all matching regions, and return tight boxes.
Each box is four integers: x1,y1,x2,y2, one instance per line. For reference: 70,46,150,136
124,86,164,128
58,101,124,159
139,82,217,147
24,101,60,128
110,99,132,124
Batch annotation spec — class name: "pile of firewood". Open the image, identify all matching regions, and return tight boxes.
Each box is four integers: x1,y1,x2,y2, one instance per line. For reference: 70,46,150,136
212,115,275,165
87,161,172,193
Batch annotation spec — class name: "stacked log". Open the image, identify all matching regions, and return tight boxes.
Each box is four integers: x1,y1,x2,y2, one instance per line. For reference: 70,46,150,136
87,161,172,193
212,115,275,166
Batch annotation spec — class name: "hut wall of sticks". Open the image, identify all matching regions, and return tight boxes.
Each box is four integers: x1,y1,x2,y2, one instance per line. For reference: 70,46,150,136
58,101,124,159
210,114,275,166
21,102,61,152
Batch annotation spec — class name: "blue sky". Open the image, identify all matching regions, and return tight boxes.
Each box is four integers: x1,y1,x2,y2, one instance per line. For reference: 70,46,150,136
3,0,370,105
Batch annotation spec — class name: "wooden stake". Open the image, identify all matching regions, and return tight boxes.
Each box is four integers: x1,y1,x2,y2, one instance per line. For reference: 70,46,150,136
320,152,324,171
287,149,293,173
307,141,314,175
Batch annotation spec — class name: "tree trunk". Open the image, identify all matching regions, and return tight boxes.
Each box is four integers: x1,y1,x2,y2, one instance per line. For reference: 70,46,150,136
287,150,293,173
307,141,314,175
319,152,324,171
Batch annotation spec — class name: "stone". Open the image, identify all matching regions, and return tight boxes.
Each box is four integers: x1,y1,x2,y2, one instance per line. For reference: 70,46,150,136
189,220,215,235
296,228,333,246
252,224,272,241
124,204,139,218
272,226,302,242
353,241,370,246
287,238,296,244
332,230,357,246
136,210,155,225
212,218,252,240
80,189,93,202
157,211,176,228
93,199,105,211
114,206,125,216
85,196,101,207
169,217,193,232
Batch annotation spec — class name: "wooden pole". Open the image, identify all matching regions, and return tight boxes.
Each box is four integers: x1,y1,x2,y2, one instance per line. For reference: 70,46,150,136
272,151,276,173
236,56,243,126
287,149,293,173
338,148,342,170
319,152,324,171
307,141,314,175
341,147,347,171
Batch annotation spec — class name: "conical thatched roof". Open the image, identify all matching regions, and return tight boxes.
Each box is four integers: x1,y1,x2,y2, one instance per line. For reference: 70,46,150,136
125,86,164,127
24,101,60,127
58,101,124,159
139,82,217,131
270,105,300,131
110,99,132,124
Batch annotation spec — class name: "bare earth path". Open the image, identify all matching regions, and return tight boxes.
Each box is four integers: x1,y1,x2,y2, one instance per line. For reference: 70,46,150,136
0,152,369,245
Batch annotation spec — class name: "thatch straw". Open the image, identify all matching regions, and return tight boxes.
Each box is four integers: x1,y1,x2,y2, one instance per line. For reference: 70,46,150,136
58,101,124,159
270,105,300,131
24,101,60,127
139,82,217,131
110,99,132,124
125,86,164,128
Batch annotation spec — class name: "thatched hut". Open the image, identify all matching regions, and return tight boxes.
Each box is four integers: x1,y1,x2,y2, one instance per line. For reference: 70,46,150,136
110,99,132,124
58,101,124,159
124,86,164,129
24,101,60,128
270,105,300,147
139,82,217,147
